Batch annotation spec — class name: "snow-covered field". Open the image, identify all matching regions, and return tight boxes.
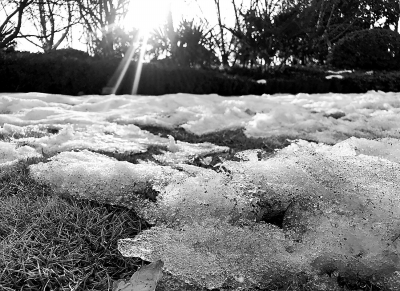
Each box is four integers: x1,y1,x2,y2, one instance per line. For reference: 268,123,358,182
1,91,400,290
1,91,400,147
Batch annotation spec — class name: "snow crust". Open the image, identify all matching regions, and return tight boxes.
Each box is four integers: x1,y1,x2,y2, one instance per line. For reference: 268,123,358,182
0,141,41,168
1,91,400,146
2,91,400,289
117,138,400,289
28,136,400,289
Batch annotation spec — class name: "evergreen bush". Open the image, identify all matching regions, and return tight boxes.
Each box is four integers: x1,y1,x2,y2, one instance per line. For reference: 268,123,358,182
0,51,116,95
45,48,92,60
330,28,400,70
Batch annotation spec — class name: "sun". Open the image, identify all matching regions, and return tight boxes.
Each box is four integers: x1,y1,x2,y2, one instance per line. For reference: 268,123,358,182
123,0,173,34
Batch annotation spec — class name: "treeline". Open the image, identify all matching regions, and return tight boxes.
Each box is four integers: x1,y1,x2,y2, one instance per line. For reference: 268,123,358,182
1,0,400,95
1,0,400,68
2,49,400,95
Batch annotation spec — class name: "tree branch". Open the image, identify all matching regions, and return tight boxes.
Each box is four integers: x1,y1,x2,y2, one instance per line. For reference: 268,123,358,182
0,3,22,35
0,0,34,49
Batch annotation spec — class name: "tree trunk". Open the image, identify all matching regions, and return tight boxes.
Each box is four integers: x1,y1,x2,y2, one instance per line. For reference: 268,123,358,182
396,1,400,32
215,0,229,67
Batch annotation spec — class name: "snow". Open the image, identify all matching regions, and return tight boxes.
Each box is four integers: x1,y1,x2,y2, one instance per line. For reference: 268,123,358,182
326,69,353,74
2,91,400,289
1,91,400,148
325,75,344,79
117,137,400,289
0,141,41,167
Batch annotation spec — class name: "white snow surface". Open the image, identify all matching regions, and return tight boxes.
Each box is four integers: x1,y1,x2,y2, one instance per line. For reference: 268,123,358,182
2,91,400,289
1,91,400,147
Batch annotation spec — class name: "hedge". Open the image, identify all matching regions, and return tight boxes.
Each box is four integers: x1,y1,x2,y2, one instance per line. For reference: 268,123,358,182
1,51,399,95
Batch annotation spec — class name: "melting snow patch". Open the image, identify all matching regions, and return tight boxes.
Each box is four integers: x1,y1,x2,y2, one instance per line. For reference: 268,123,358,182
116,138,400,290
2,91,400,144
3,91,400,289
326,75,344,79
0,141,41,168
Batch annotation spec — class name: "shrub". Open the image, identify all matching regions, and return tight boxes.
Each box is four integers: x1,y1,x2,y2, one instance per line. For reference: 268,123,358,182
45,48,92,60
1,51,400,95
330,28,400,70
0,51,116,95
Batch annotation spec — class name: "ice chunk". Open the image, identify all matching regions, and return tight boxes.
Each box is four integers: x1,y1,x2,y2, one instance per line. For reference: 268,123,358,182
30,124,150,154
22,123,228,164
326,75,344,79
29,150,259,225
119,138,400,290
337,137,400,163
118,218,306,290
113,259,164,291
167,135,179,153
152,140,229,165
139,164,259,226
29,150,173,207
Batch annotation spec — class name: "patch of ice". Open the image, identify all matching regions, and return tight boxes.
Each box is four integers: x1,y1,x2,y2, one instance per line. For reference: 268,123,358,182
118,218,305,290
118,138,400,289
29,150,171,206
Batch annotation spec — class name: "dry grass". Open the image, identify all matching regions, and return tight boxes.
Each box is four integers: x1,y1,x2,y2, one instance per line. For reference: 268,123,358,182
0,159,147,291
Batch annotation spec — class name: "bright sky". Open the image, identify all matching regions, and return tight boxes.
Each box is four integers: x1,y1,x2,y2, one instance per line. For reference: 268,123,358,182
16,0,236,52
124,0,238,32
124,0,174,33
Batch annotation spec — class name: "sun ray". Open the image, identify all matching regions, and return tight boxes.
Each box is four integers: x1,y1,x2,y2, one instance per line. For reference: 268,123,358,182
101,33,140,95
131,33,149,95
104,1,175,95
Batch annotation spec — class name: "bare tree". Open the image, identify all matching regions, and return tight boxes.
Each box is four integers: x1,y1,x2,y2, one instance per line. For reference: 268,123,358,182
396,1,400,32
147,9,178,61
0,0,34,49
22,0,79,52
213,0,229,67
223,0,282,68
74,0,130,57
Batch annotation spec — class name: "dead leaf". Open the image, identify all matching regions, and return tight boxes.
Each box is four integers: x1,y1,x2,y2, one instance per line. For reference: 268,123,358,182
112,260,164,291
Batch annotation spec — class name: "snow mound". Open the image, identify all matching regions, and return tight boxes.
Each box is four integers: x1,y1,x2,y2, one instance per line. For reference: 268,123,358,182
29,150,172,207
2,91,400,145
0,141,41,168
5,122,228,164
30,124,151,154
